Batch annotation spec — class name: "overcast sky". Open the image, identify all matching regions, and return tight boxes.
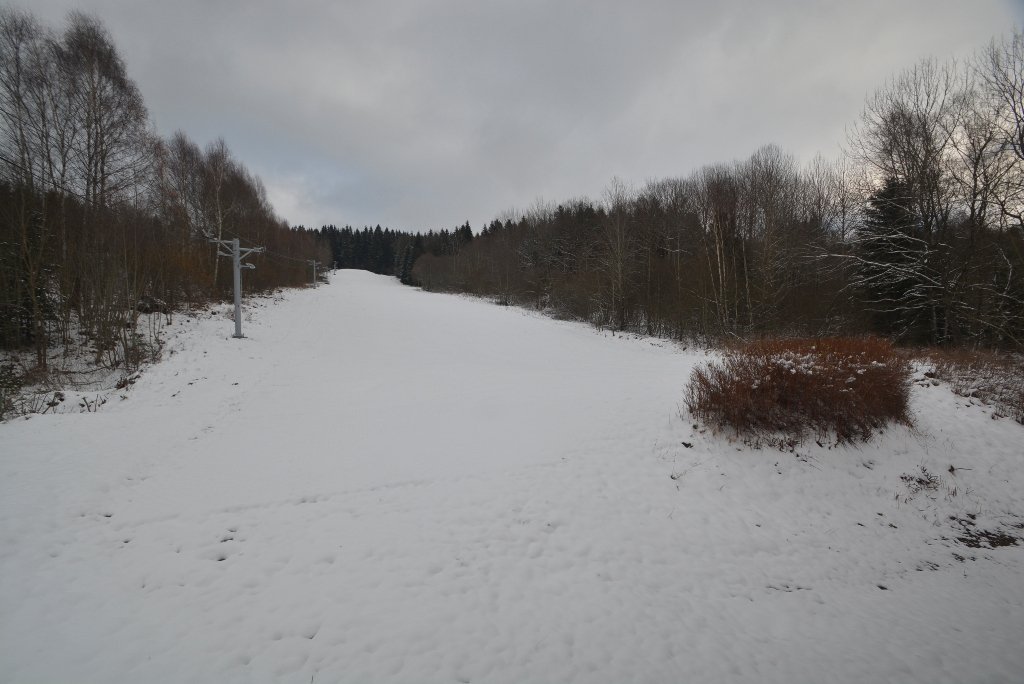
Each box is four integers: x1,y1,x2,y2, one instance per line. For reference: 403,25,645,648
20,0,1024,231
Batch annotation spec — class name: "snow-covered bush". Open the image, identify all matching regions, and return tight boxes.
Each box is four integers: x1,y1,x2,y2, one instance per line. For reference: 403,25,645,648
919,349,1024,424
685,337,912,444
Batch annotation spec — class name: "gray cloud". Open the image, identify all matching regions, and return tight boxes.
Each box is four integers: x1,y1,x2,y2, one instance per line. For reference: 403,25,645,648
22,0,1024,230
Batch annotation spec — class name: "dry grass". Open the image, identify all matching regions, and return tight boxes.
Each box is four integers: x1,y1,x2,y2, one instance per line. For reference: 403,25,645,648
913,348,1024,424
686,337,913,444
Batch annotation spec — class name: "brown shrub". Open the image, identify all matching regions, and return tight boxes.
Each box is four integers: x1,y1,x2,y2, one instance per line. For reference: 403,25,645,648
685,337,913,444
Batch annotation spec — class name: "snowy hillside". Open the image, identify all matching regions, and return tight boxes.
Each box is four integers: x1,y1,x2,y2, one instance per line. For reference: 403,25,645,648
1,271,1022,684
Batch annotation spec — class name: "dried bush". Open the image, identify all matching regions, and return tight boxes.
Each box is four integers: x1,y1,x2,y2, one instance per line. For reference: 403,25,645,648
915,348,1024,424
685,337,913,444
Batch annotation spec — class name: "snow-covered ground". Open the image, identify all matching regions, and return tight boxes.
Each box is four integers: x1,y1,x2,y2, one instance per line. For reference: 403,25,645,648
1,271,1022,684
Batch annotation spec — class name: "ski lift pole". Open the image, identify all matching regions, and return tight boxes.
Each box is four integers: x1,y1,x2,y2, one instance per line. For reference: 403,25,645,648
309,260,321,288
232,239,244,337
210,234,264,338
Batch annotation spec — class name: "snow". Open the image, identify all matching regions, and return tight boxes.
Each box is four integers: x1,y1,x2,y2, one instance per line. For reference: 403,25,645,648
2,270,1023,684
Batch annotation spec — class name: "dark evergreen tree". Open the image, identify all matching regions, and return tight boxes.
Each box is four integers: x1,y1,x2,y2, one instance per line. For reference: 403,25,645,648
399,245,416,285
854,177,929,340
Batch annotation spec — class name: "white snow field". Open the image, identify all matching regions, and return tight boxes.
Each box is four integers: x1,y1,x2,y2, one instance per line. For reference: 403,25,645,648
2,271,1023,684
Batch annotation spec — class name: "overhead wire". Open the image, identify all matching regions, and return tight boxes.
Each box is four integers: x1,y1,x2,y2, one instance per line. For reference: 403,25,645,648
210,227,319,264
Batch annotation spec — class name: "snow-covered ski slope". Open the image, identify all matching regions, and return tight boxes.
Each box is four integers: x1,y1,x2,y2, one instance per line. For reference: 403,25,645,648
2,271,1022,684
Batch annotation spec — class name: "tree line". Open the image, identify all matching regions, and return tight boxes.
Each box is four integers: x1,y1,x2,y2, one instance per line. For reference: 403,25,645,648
6,6,1021,371
316,222,474,285
0,8,329,370
402,32,1024,349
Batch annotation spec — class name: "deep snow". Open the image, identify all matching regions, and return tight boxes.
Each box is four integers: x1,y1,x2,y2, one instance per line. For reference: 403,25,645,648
1,271,1022,683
